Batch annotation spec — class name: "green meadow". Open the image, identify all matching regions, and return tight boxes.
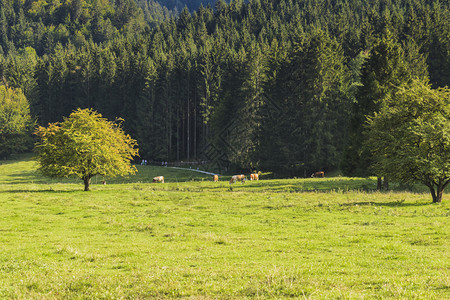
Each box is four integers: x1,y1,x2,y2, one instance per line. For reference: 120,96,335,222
0,155,448,298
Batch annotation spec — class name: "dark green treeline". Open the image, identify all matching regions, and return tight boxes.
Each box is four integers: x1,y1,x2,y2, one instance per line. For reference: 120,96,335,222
0,0,449,176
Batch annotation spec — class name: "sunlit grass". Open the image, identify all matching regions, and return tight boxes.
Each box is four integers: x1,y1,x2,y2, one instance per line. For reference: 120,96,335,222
0,154,448,298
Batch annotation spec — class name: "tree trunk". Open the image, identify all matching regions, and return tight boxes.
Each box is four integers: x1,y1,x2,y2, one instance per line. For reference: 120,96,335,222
377,177,382,191
194,105,197,159
435,182,444,203
428,186,442,203
383,176,389,190
436,187,443,203
84,177,91,191
187,96,190,161
176,106,180,161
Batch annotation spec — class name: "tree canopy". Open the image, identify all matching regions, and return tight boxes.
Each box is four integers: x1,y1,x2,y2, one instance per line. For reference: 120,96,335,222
0,85,32,158
34,108,139,191
365,80,450,203
0,0,449,176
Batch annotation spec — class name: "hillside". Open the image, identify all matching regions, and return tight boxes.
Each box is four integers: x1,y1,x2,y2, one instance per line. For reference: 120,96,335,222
0,0,449,176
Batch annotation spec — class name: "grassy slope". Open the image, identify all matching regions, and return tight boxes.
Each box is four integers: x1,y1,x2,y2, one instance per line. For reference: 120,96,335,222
0,155,448,298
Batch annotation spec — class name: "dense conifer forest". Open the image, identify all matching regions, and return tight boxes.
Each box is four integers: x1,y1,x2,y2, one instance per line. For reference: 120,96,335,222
0,0,449,176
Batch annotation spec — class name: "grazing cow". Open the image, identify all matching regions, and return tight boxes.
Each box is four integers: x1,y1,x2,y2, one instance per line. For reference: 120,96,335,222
311,171,325,178
101,180,107,185
250,173,259,181
213,175,219,182
230,174,246,184
153,176,164,183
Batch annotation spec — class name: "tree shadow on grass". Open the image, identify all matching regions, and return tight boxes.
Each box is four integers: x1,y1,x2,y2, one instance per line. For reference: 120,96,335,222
221,178,432,195
0,189,82,194
219,177,378,193
0,153,36,165
339,200,434,207
2,172,49,184
1,171,79,185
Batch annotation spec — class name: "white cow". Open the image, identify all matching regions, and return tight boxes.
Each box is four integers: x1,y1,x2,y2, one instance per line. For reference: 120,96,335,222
230,174,246,184
153,176,164,183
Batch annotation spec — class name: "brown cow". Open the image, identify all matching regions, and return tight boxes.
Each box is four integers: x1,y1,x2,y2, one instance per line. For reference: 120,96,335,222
311,171,325,178
153,176,164,183
213,174,219,182
230,174,246,184
250,173,259,181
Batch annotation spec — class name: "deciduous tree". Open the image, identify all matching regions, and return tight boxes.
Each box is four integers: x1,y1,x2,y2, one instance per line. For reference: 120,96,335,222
365,80,450,203
34,108,139,191
0,85,32,158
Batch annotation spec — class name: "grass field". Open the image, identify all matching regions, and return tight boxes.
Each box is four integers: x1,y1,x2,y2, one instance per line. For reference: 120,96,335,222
0,155,449,298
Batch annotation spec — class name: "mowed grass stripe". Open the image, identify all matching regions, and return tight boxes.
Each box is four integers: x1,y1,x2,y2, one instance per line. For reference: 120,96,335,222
0,155,448,298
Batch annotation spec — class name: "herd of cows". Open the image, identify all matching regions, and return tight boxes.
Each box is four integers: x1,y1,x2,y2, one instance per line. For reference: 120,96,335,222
151,171,325,184
228,173,258,183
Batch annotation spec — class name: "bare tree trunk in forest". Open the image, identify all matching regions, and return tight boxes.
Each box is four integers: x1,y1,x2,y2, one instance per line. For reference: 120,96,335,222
187,96,190,161
187,68,190,161
194,105,197,159
176,106,179,161
167,81,172,161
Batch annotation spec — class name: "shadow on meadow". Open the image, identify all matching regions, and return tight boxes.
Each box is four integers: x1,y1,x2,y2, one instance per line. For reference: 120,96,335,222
2,171,48,183
0,153,34,165
339,200,434,207
1,171,80,185
222,177,378,193
0,189,81,194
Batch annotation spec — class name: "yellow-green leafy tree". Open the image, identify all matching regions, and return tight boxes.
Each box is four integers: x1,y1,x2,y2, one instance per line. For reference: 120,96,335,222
365,80,450,203
0,85,33,158
35,108,139,191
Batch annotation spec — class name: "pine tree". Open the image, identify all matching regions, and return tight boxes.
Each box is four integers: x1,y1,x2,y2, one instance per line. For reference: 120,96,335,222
342,30,412,176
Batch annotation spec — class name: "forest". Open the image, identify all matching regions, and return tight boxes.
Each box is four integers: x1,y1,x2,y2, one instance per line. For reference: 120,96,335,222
0,0,449,176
